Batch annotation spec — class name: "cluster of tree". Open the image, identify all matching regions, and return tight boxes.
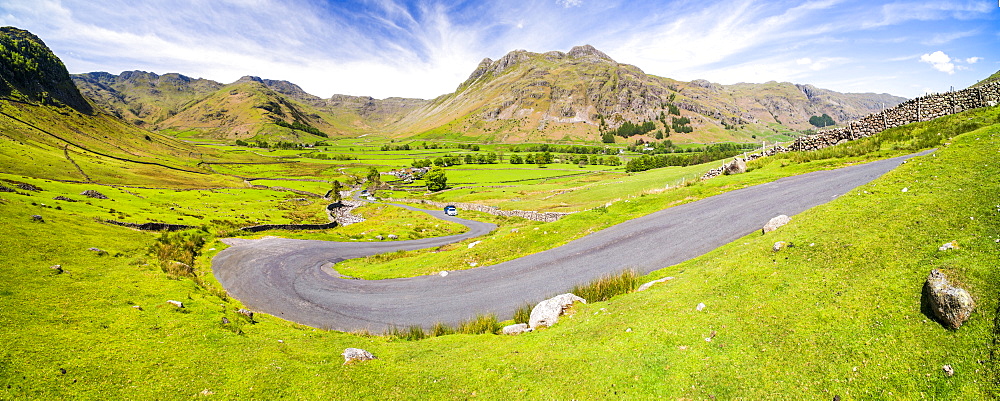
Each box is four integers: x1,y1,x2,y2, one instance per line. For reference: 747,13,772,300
456,143,481,151
381,143,412,151
511,144,614,155
420,142,442,149
564,154,622,166
624,143,761,172
234,139,304,150
809,114,835,128
509,152,554,165
609,121,657,138
273,120,327,137
671,116,693,133
412,155,464,168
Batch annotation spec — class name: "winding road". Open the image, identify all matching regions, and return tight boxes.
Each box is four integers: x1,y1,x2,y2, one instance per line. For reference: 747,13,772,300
213,150,931,332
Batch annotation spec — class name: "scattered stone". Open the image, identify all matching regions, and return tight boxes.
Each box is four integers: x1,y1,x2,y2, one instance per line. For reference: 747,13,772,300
167,300,184,308
938,241,959,251
132,305,143,311
943,365,954,377
762,215,791,234
510,228,519,233
468,241,482,249
17,183,41,191
49,264,62,274
87,247,107,255
31,215,43,222
705,330,717,342
772,241,791,252
439,271,448,277
924,269,974,329
237,309,254,320
387,234,398,240
221,317,230,324
80,190,108,199
0,184,13,192
696,302,706,312
502,323,532,335
469,262,477,267
375,235,384,240
901,187,909,193
200,389,215,396
529,293,586,329
625,328,632,333
637,276,674,292
53,196,76,202
342,348,376,364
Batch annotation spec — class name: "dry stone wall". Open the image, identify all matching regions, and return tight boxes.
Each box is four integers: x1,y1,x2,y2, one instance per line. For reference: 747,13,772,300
791,80,1000,152
703,81,999,180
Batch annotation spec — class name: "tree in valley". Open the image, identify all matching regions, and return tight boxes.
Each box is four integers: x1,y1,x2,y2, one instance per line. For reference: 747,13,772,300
425,167,448,192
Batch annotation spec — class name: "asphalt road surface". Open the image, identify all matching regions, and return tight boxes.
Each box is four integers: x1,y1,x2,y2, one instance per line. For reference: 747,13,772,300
213,150,931,332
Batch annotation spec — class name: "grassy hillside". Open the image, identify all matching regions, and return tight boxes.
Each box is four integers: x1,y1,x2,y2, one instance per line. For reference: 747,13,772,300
72,71,223,128
1,105,997,398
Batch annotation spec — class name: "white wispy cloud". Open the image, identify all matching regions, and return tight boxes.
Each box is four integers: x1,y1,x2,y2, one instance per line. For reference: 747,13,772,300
921,30,978,45
558,0,583,7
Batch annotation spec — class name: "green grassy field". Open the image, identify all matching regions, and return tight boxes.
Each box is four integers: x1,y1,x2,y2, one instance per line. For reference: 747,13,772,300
1,112,997,398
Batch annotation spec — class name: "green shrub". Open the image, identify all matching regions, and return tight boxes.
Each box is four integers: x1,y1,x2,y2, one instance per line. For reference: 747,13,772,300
457,314,501,335
386,325,428,341
149,229,209,275
572,269,639,303
513,304,532,324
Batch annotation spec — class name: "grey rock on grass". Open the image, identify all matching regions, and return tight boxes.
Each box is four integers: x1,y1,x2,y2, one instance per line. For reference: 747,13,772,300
924,269,974,329
529,293,585,329
502,323,532,335
762,215,790,234
342,348,376,364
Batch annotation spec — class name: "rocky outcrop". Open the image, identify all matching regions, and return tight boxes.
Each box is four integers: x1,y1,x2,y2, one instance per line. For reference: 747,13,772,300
923,269,974,329
529,293,586,329
81,190,108,199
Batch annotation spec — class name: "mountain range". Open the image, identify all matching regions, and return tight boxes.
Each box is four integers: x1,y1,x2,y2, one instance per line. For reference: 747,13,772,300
70,44,906,144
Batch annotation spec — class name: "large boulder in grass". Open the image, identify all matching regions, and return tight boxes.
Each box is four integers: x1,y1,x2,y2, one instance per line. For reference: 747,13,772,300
342,348,376,364
723,158,747,175
924,269,974,329
762,215,791,234
529,293,586,329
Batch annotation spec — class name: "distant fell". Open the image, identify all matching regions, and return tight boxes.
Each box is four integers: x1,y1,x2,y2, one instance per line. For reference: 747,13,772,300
389,45,906,143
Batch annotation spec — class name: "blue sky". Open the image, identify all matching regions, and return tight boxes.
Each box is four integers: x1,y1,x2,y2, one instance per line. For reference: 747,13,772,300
1,0,996,99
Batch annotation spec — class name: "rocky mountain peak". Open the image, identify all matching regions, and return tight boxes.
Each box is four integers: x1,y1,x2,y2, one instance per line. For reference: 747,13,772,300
567,45,613,62
235,75,264,84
